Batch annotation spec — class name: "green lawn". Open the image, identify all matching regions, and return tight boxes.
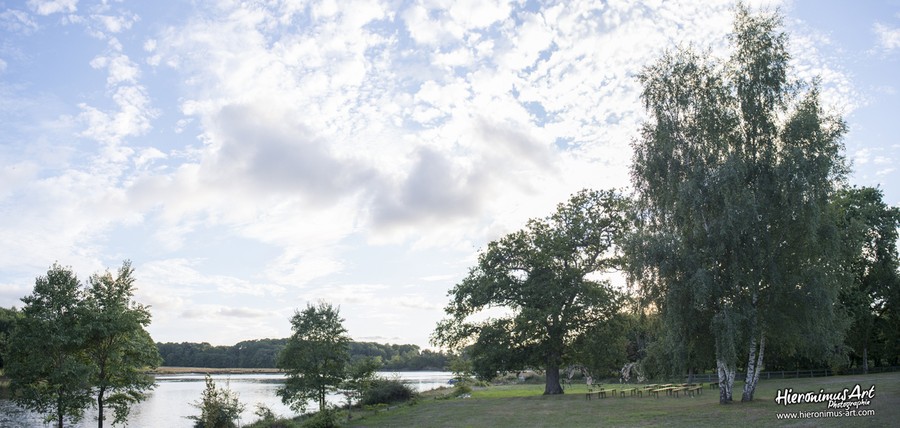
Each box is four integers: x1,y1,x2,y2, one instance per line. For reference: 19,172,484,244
348,372,899,427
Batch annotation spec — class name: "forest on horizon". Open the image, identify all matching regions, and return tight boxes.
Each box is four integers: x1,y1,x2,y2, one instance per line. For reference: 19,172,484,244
155,339,452,371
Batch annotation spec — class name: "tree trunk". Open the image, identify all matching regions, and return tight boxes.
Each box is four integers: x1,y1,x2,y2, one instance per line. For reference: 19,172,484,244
57,393,64,428
98,386,105,428
716,358,734,404
862,343,869,374
544,355,564,395
741,334,765,402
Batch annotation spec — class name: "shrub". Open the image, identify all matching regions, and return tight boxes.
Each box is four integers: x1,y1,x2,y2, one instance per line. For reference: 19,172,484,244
360,378,415,405
188,375,246,428
302,408,339,428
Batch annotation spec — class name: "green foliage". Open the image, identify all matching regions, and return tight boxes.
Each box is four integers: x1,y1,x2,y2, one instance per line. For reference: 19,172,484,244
448,356,472,383
245,405,302,428
360,378,415,406
570,313,628,379
0,306,22,370
5,262,161,427
5,264,94,428
157,338,289,368
301,408,339,428
433,189,632,395
277,302,350,413
630,4,850,403
834,186,900,371
83,260,162,426
188,375,246,428
339,357,380,420
156,340,452,371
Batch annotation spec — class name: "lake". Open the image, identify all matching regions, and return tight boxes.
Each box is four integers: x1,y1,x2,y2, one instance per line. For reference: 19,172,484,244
0,371,454,427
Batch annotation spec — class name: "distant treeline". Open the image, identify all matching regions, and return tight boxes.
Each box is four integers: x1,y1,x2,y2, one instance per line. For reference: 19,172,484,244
156,339,453,371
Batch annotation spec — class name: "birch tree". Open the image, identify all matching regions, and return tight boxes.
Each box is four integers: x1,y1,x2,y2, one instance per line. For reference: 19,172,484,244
277,302,351,412
630,5,848,403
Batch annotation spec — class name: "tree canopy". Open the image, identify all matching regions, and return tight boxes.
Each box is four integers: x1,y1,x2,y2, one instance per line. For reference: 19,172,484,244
83,261,162,426
834,186,900,373
5,262,161,427
433,189,632,394
277,302,351,412
6,264,94,428
630,5,849,403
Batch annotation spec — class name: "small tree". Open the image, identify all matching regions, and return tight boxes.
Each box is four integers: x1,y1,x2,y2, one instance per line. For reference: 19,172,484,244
277,302,350,413
188,375,246,428
5,264,93,428
339,357,380,420
83,260,162,427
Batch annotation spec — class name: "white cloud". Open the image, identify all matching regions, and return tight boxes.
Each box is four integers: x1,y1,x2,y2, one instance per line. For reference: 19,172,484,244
92,13,136,34
7,0,876,348
1,9,39,34
27,0,77,16
874,23,900,52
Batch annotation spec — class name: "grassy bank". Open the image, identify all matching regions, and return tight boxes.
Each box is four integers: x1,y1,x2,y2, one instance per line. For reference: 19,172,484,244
347,372,899,427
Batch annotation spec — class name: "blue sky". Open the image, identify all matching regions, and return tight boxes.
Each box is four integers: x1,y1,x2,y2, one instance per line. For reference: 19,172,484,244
1,0,897,348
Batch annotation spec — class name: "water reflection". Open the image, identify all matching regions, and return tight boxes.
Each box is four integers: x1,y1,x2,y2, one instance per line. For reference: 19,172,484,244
0,371,453,427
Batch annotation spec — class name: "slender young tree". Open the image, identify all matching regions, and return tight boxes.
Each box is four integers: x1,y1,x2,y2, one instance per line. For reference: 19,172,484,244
83,260,162,427
631,5,848,403
277,302,351,413
5,264,93,428
433,189,631,395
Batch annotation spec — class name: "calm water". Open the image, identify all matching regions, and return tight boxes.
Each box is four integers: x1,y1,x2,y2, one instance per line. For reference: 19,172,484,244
0,371,454,427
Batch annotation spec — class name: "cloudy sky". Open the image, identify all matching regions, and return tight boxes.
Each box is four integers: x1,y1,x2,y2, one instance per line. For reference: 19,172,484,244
1,0,897,348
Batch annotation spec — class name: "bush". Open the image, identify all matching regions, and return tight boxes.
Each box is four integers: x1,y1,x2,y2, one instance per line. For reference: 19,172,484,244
360,378,415,405
188,375,246,428
302,408,339,428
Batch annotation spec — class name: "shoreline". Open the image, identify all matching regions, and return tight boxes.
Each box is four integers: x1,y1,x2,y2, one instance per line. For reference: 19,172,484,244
149,366,283,375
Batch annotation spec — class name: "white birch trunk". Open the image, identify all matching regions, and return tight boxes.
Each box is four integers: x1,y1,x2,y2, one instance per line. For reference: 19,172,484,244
716,357,734,403
741,334,765,402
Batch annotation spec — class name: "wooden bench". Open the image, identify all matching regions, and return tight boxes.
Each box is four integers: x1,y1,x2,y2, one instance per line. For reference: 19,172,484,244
686,385,704,397
619,387,638,397
637,387,655,398
585,391,602,400
671,386,690,397
649,387,669,398
599,388,618,398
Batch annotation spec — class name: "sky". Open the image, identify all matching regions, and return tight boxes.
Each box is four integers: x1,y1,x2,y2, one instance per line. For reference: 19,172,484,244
0,0,897,349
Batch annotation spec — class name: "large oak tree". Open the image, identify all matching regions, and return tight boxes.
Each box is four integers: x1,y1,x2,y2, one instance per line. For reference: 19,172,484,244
433,189,631,395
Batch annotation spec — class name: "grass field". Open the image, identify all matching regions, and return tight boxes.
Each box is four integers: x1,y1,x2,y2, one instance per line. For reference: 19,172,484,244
347,372,899,427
